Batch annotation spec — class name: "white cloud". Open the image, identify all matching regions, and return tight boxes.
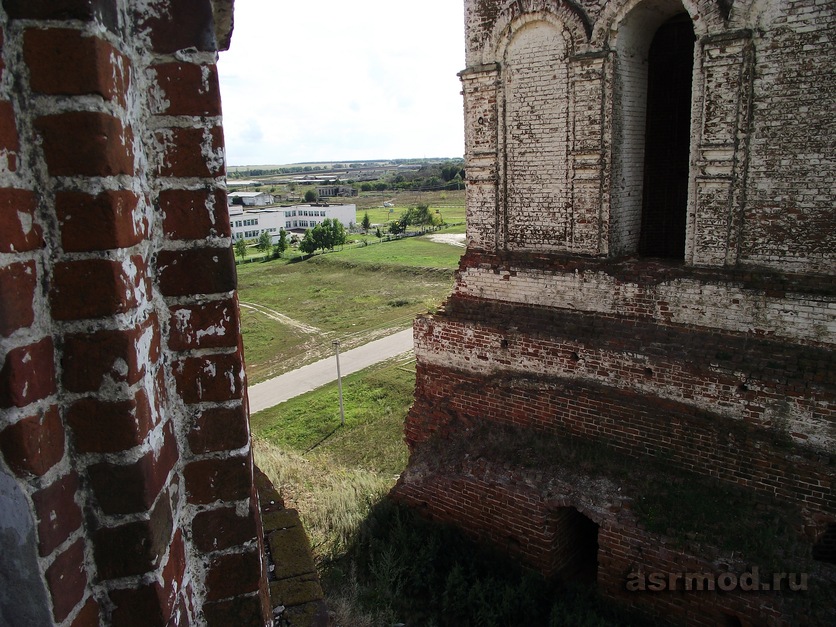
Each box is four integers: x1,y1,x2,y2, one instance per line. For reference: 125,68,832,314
217,0,466,165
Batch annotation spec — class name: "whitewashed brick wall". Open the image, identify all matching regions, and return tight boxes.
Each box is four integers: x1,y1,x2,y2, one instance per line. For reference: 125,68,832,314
458,0,835,274
502,21,571,251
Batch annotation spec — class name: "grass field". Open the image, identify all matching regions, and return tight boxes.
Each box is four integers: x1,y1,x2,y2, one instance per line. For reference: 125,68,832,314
251,357,414,560
330,235,464,269
250,357,412,475
354,189,465,226
236,231,461,383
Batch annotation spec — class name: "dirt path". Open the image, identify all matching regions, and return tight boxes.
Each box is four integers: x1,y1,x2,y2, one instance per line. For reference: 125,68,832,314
239,302,321,335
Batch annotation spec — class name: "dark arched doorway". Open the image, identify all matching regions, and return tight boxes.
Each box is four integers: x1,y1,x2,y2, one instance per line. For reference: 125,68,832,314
638,13,695,259
551,507,599,584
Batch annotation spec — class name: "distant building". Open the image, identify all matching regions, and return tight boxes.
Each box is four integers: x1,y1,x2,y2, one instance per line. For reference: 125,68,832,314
317,184,358,198
229,203,356,240
229,191,274,206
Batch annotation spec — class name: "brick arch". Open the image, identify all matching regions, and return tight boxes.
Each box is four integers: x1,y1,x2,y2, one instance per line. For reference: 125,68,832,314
602,0,701,258
544,504,600,582
591,0,723,46
486,0,592,62
547,497,609,528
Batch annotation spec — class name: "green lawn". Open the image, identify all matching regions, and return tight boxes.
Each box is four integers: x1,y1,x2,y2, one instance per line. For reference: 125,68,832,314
331,234,464,269
251,358,414,562
250,358,413,476
236,233,460,383
354,189,465,226
357,205,466,226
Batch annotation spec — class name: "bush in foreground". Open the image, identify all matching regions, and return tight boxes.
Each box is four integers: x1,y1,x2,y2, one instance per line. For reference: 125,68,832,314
323,499,657,627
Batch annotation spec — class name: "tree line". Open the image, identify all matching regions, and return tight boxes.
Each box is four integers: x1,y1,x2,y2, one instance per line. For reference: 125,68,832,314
299,219,347,255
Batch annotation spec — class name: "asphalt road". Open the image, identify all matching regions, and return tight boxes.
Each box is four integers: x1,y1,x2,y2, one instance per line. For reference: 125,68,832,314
247,328,415,414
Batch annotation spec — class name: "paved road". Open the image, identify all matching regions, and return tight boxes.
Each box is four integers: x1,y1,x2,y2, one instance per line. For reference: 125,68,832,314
247,328,415,414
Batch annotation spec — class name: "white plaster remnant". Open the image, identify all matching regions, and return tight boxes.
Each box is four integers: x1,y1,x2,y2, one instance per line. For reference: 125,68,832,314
16,211,33,236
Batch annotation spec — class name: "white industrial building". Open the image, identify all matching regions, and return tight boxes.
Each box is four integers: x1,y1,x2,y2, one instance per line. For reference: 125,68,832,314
229,203,356,241
229,191,275,206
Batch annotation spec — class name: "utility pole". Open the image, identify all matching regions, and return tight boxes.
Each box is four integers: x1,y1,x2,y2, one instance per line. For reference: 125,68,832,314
333,340,345,426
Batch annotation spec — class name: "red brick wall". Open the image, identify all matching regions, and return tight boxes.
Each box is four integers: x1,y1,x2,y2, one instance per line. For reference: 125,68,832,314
394,453,812,627
398,2,836,624
407,355,835,521
0,2,269,625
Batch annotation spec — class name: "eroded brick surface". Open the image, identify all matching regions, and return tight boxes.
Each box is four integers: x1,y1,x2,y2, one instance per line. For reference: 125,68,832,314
398,2,836,626
0,2,266,625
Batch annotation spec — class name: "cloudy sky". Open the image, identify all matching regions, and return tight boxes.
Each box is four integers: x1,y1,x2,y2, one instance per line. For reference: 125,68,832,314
217,0,466,166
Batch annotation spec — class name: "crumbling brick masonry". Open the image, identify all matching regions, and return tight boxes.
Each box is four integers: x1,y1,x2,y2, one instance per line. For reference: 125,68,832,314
0,1,273,625
394,1,835,625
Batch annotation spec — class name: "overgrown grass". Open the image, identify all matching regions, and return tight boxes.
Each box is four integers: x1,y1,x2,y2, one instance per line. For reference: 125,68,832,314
324,499,655,627
250,358,414,560
254,439,393,560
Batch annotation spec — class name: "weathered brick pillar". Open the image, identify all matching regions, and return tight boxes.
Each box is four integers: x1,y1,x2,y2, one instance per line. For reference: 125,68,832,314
0,1,270,625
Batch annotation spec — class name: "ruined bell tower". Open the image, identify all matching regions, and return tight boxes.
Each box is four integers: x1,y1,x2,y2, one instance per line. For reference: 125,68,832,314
394,1,835,624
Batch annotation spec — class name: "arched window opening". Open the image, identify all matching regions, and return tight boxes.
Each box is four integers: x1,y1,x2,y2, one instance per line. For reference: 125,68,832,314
610,3,696,259
638,13,695,259
551,507,599,584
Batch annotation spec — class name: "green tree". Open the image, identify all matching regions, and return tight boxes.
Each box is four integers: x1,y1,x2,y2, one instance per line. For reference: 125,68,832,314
234,238,247,259
299,219,347,255
299,230,316,255
322,218,346,250
441,162,465,182
389,219,405,235
256,231,272,254
273,228,288,258
361,212,371,232
375,227,382,239
304,189,317,202
407,204,433,231
396,205,432,233
420,204,434,230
